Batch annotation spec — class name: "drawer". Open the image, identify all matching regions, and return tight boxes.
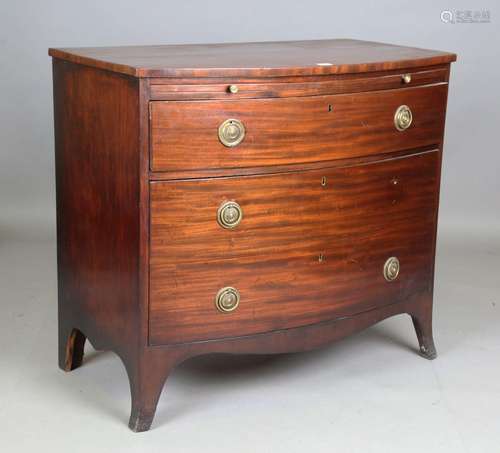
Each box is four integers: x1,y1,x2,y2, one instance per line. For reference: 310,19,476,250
150,84,447,172
149,150,440,345
149,67,448,100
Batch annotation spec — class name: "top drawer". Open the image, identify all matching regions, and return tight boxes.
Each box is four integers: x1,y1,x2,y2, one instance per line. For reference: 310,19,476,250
150,84,448,172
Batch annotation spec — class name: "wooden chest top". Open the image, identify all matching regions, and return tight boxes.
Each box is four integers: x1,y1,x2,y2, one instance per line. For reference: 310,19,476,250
49,38,456,78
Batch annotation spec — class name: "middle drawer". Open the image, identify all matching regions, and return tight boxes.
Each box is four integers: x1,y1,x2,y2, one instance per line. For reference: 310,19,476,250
150,84,447,172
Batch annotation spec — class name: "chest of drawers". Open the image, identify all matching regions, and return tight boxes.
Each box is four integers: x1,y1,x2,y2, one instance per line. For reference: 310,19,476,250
50,39,456,431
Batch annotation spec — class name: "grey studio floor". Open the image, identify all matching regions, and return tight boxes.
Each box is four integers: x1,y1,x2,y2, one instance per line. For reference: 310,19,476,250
1,220,499,453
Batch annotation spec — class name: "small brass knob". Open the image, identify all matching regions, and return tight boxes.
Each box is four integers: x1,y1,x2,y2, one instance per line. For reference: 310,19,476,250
215,287,240,312
384,257,400,281
402,73,412,84
394,105,413,131
218,119,245,147
217,201,243,229
228,84,239,94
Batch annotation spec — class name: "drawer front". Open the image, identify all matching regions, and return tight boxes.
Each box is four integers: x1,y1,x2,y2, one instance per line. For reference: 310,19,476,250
150,84,447,172
149,151,440,345
149,68,448,100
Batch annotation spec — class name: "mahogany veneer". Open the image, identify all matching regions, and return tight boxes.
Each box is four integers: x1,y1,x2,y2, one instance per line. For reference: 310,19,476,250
49,39,456,431
150,85,447,171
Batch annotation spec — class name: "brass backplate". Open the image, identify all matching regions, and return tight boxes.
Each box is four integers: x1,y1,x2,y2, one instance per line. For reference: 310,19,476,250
383,257,400,281
394,105,413,131
217,201,243,229
218,118,245,147
215,287,240,313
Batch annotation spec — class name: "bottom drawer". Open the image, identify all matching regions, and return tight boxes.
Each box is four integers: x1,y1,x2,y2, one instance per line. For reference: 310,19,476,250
149,150,440,345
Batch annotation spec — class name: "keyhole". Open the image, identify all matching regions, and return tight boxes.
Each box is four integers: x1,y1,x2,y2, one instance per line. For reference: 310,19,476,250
321,176,327,187
328,104,333,112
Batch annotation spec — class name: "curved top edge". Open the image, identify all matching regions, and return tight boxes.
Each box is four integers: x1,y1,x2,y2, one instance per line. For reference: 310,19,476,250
49,39,457,78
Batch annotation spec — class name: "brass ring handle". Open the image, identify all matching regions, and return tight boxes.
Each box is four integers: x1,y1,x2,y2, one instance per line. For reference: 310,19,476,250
218,118,245,147
215,287,240,312
394,105,413,131
217,201,243,229
383,257,400,281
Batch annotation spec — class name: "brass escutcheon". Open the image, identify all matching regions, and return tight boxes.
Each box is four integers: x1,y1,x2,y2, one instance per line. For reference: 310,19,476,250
217,201,243,229
383,257,400,281
394,105,413,131
215,287,240,312
218,118,245,147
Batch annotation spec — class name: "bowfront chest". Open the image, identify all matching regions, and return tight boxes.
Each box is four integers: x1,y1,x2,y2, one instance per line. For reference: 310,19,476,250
49,39,456,431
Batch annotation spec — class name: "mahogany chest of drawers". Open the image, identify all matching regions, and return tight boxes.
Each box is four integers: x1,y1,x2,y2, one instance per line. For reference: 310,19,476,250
49,39,456,431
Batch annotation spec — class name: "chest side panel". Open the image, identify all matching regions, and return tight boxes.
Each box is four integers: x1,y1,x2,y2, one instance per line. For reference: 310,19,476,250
53,59,141,350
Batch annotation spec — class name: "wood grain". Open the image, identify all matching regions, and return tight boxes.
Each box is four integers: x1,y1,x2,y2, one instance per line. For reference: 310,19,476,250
49,39,456,78
151,84,447,172
149,67,448,100
53,60,141,363
149,150,440,344
148,145,438,181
